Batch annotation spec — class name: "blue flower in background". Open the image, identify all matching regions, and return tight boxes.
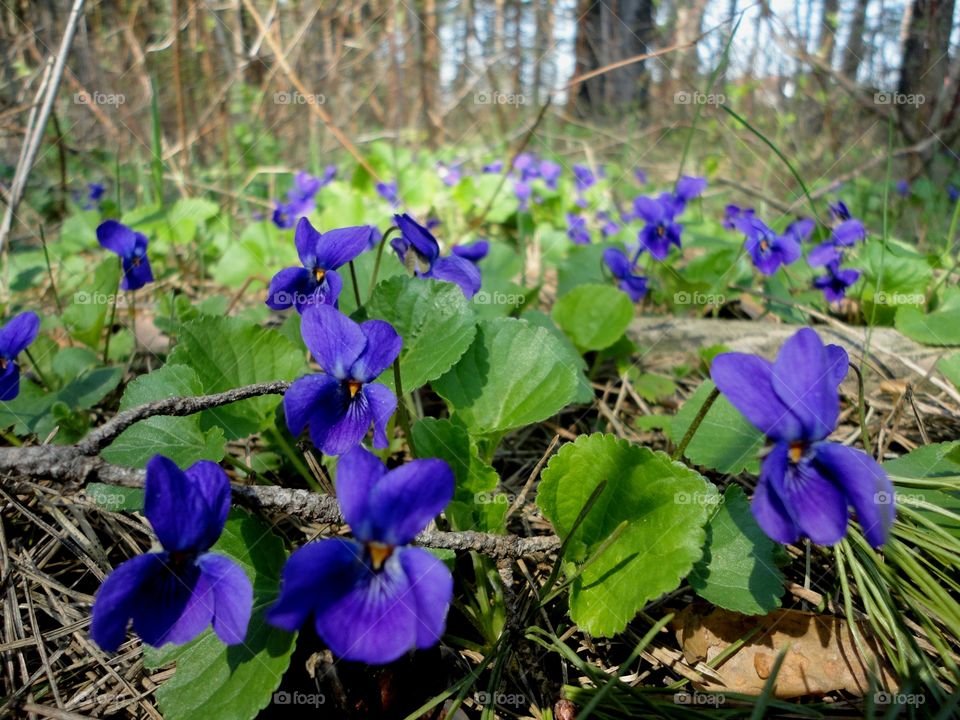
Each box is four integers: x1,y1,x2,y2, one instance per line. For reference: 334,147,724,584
391,213,482,298
723,204,754,230
829,200,852,222
634,168,648,184
514,153,539,180
482,160,504,174
271,170,333,229
266,218,374,312
284,304,400,455
603,248,647,302
633,196,682,260
0,311,40,401
97,220,154,291
597,210,620,237
807,241,844,268
437,162,463,187
514,179,532,209
895,180,910,198
712,328,894,548
376,181,400,207
733,215,802,276
539,160,562,189
949,184,959,202
452,240,489,264
672,175,707,213
84,183,106,210
566,213,590,245
91,456,253,652
832,218,866,246
267,446,454,664
573,164,597,192
813,262,861,302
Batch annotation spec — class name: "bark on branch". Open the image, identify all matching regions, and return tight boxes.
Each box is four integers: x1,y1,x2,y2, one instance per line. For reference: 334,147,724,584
1,396,560,561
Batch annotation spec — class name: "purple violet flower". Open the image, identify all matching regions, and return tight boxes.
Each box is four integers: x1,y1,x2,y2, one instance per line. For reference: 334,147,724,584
573,164,596,192
96,220,154,291
603,248,648,302
266,218,374,312
723,204,754,230
813,262,861,302
284,304,400,455
91,456,253,652
733,215,802,276
451,240,490,264
895,180,910,197
482,160,504,174
566,213,591,245
0,312,40,401
711,328,894,548
539,160,562,189
633,196,683,260
376,181,400,207
391,213,482,299
267,446,454,664
831,219,867,246
829,200,852,222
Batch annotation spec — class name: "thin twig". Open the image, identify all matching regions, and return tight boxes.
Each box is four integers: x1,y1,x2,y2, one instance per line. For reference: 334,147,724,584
75,380,292,454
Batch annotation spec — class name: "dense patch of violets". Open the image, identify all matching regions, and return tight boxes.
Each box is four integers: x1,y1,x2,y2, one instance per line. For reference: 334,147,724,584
75,161,911,668
712,328,894,548
267,447,454,663
265,218,375,312
284,304,400,455
0,312,40,401
96,220,154,291
91,457,253,651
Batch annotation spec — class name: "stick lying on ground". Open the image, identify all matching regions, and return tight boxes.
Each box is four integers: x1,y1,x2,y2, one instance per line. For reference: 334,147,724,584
0,381,561,560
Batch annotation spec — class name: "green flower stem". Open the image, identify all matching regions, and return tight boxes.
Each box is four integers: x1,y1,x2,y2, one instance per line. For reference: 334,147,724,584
393,357,417,457
348,260,362,309
368,226,398,301
671,387,720,461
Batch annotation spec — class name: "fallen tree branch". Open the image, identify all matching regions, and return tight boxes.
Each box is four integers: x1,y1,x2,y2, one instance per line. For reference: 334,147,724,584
76,380,292,454
0,445,560,560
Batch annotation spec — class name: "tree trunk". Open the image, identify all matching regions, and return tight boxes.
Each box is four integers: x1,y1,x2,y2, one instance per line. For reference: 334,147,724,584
898,0,956,139
841,0,870,80
418,0,440,145
817,0,840,66
574,0,655,114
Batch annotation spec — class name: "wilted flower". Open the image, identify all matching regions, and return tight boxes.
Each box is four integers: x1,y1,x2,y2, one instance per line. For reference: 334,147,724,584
266,218,374,312
267,447,454,664
712,328,894,548
96,220,154,291
391,213,482,298
91,456,253,651
284,304,400,455
603,248,647,302
0,312,40,401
